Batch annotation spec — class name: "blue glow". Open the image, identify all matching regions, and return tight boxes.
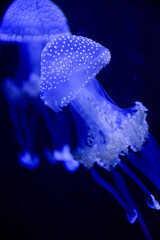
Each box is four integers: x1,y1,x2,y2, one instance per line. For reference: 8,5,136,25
1,1,159,239
40,35,148,170
40,34,160,238
0,0,73,170
91,168,138,223
18,151,40,170
128,133,160,190
54,145,80,172
40,35,111,112
0,0,70,42
45,144,80,172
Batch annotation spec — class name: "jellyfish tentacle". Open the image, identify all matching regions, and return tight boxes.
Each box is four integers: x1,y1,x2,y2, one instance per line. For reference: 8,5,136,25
32,97,61,148
113,170,153,240
52,145,80,172
147,134,160,160
40,34,159,239
91,168,137,223
20,109,35,153
9,103,26,151
71,81,148,170
118,162,160,210
0,0,72,167
3,78,36,154
128,144,160,191
19,151,40,170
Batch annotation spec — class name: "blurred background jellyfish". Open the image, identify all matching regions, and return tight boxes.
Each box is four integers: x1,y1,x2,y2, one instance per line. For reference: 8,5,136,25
0,0,78,171
40,34,160,239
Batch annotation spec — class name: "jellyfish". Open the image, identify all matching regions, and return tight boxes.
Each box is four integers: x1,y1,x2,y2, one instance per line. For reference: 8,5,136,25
0,0,75,170
40,34,160,239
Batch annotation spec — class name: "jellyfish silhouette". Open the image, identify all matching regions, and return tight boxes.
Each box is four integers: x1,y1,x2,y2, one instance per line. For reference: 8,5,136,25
40,34,160,239
0,0,77,170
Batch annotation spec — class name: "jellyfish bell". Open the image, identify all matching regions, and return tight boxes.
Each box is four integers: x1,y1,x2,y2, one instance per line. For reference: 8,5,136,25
1,0,70,91
0,0,71,169
40,35,110,112
0,0,71,94
0,0,70,43
40,34,160,239
40,34,148,169
0,0,71,104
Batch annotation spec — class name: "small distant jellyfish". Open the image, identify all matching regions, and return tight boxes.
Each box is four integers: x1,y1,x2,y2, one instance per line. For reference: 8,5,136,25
0,0,72,169
40,34,160,239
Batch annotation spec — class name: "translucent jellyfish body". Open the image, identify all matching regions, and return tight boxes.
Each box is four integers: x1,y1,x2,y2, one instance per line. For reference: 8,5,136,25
0,0,72,170
0,0,71,91
40,35,160,239
40,35,148,168
0,0,70,43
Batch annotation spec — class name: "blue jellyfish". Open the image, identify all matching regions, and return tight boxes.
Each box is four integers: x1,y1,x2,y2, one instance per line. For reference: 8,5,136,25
0,0,77,170
40,34,160,239
0,0,70,42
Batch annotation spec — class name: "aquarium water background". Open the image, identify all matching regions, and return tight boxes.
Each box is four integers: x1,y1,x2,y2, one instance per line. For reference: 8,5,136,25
0,0,160,239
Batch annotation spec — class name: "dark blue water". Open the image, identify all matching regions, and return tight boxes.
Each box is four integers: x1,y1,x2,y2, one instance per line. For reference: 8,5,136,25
0,1,160,239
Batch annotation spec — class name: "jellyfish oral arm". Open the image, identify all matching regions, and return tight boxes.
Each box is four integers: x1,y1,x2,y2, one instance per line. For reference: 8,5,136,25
71,77,148,170
40,34,148,170
91,168,137,223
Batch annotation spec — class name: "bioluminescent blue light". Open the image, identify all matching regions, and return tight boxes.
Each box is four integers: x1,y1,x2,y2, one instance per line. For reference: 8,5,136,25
40,35,110,112
0,0,73,171
0,0,70,43
40,34,160,239
19,151,40,170
46,144,80,172
40,35,148,168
